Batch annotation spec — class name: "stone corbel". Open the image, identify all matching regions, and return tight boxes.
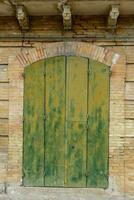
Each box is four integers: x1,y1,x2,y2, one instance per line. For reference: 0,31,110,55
107,5,120,29
16,5,30,30
58,0,72,30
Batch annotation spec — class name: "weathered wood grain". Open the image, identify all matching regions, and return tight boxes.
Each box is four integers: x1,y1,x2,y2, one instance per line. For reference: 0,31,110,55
87,59,109,188
66,56,87,187
45,56,65,187
23,60,45,186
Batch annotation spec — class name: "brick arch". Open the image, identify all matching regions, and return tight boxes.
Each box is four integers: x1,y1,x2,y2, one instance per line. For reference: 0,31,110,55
16,42,120,67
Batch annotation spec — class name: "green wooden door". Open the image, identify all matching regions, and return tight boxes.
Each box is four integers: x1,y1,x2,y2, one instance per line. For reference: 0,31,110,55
23,60,45,186
87,60,109,188
65,57,88,187
45,57,66,186
23,56,109,188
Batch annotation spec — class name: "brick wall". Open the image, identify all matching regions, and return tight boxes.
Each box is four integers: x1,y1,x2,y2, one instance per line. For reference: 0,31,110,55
124,47,134,194
0,41,133,197
0,64,8,184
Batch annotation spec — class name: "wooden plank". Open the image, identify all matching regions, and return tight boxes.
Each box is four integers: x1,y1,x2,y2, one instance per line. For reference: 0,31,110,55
66,121,87,187
66,56,87,187
125,82,134,100
23,60,45,186
0,119,8,136
87,60,109,188
125,100,134,119
0,65,8,82
66,57,88,122
126,64,134,81
45,56,65,187
0,83,8,100
0,101,8,118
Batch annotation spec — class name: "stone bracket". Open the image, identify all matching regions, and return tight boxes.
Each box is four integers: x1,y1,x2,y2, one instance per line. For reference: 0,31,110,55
16,5,29,30
107,5,120,29
62,4,72,30
58,0,72,30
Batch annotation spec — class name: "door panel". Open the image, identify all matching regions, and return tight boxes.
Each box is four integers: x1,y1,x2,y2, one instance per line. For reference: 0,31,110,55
45,57,66,186
66,57,88,122
66,57,88,187
23,56,109,188
87,60,109,188
23,60,45,186
66,122,87,187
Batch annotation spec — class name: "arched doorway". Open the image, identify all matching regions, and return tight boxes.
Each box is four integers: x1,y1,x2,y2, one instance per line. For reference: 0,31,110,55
23,56,110,188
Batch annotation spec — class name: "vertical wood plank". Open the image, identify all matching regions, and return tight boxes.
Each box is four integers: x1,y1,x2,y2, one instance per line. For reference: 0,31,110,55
87,59,109,188
45,56,66,186
23,60,45,186
66,56,88,187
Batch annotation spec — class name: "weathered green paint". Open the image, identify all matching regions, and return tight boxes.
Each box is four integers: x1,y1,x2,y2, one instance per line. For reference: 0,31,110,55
23,60,45,186
45,57,66,186
66,57,88,187
87,59,109,188
23,56,109,188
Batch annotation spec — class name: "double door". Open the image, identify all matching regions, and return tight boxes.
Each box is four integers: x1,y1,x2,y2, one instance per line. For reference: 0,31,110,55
23,56,109,188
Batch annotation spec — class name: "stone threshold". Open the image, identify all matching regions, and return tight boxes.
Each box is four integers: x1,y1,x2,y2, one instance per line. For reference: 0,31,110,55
0,185,133,200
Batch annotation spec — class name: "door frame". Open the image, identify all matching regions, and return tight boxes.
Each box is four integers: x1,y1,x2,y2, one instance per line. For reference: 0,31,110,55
7,42,126,193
